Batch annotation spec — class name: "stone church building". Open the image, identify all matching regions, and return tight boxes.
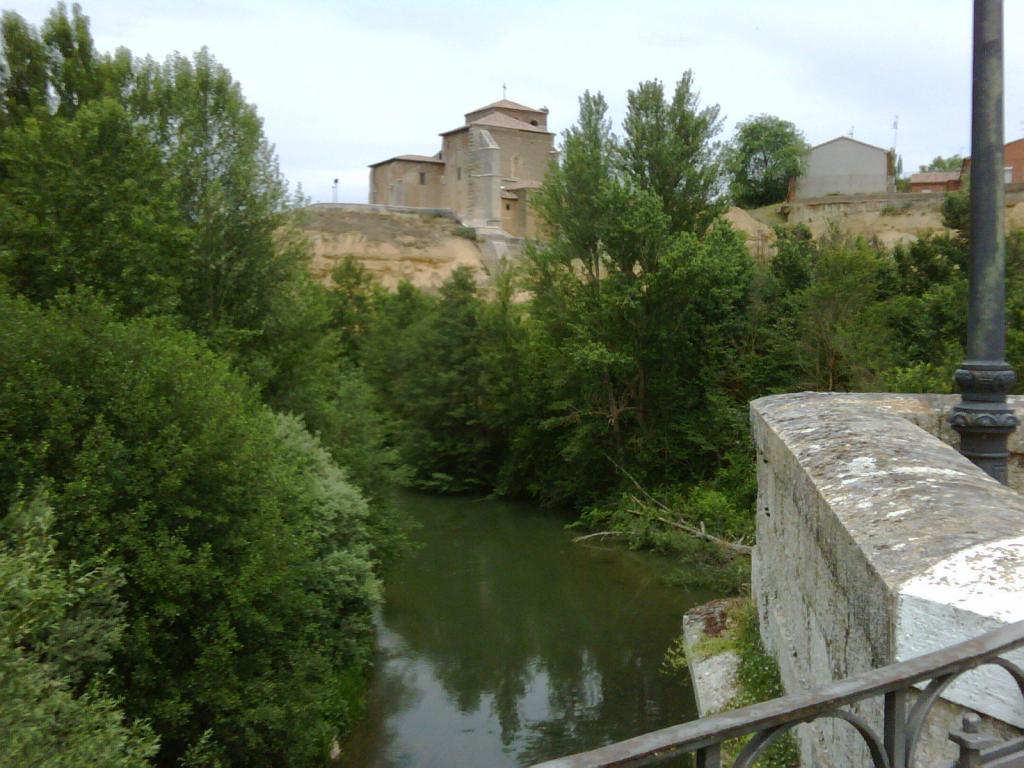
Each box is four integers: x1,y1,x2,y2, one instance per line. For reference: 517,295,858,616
368,100,556,238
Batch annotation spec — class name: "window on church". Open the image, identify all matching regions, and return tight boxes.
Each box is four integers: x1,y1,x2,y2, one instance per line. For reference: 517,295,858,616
419,172,426,185
505,204,511,211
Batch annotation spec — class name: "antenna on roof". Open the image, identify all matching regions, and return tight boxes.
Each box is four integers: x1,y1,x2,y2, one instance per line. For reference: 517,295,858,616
502,82,507,100
892,115,899,150
849,126,855,137
332,178,338,204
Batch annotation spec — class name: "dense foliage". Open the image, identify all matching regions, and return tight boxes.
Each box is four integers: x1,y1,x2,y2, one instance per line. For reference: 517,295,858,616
725,114,809,207
920,154,964,172
3,4,1023,765
0,294,383,766
1,5,397,766
349,78,1024,591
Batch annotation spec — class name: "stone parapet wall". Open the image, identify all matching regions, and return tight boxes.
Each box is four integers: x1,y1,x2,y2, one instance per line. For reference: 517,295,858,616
751,393,1024,766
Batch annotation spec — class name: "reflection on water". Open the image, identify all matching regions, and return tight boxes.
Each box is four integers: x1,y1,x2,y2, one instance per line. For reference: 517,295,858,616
341,492,711,767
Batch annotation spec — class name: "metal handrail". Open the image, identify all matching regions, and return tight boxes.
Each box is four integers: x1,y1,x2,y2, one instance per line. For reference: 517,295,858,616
530,619,1024,768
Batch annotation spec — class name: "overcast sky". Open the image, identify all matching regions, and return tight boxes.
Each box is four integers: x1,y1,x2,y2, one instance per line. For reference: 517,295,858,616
7,0,1024,203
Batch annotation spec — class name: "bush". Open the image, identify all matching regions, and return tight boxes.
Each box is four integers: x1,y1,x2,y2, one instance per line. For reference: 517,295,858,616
0,292,381,767
0,496,159,768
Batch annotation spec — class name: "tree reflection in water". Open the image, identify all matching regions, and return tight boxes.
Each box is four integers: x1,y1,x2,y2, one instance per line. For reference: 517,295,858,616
341,493,710,767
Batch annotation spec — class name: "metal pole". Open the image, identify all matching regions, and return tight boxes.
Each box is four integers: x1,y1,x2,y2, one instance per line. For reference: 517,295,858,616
950,0,1018,483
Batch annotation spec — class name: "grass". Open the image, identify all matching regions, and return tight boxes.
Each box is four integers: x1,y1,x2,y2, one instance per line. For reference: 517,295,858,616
880,201,913,216
747,204,788,227
453,225,479,241
665,599,800,767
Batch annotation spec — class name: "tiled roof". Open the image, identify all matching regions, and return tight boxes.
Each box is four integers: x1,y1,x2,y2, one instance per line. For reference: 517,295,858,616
440,112,552,136
367,154,445,168
468,99,544,115
909,171,961,184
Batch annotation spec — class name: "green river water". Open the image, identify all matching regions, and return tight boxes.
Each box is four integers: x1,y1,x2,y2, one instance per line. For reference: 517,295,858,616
340,492,712,767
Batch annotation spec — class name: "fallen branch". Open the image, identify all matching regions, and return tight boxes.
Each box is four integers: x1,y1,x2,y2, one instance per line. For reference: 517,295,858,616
624,497,753,555
571,531,627,543
599,452,753,555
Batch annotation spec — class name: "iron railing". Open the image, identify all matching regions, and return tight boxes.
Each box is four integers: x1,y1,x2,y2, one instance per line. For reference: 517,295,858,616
530,619,1024,768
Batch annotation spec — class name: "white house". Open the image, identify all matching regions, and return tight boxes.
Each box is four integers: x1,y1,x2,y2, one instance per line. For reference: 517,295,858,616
794,136,894,199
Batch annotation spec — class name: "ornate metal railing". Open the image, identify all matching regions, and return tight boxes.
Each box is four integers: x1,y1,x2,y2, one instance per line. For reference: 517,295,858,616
531,619,1024,768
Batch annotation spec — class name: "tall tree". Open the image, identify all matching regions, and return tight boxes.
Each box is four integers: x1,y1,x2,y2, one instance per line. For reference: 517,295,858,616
0,98,190,316
531,90,615,290
129,49,298,356
619,71,726,236
725,114,808,207
41,2,102,117
0,10,50,125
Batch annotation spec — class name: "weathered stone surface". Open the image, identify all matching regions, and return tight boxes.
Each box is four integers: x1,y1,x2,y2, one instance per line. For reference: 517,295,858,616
751,392,1024,767
682,599,742,717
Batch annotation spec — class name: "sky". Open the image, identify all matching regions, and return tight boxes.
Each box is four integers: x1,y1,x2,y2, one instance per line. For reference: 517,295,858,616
6,0,1024,203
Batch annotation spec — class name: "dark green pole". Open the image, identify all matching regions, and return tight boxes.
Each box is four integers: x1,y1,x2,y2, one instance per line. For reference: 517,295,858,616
950,0,1018,483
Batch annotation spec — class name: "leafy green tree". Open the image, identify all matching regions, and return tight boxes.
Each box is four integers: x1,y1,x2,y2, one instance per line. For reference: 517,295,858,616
785,233,891,391
41,2,102,117
920,154,963,172
942,188,971,234
1,496,159,768
725,114,808,207
361,269,499,492
129,49,299,360
531,90,615,288
524,85,756,504
0,292,382,767
0,98,190,316
620,71,726,235
0,10,49,124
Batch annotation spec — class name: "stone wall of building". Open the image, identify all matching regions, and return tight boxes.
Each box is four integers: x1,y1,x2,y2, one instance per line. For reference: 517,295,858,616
441,131,471,215
369,160,445,208
751,392,1024,766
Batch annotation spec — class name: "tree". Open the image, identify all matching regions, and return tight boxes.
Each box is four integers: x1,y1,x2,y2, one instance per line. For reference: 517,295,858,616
1,497,159,768
725,114,808,208
523,82,757,505
128,48,299,359
41,2,103,117
0,292,383,766
0,10,49,125
919,154,963,172
620,72,726,236
0,98,190,316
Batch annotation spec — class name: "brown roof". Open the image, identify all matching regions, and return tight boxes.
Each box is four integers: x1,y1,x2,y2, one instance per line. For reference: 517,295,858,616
440,112,552,137
367,154,445,168
467,99,545,116
501,190,519,200
909,171,961,184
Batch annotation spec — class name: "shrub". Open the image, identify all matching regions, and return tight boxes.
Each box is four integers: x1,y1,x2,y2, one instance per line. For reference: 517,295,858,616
0,292,381,767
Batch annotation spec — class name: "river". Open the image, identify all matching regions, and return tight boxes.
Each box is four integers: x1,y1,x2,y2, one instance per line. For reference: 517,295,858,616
340,492,712,767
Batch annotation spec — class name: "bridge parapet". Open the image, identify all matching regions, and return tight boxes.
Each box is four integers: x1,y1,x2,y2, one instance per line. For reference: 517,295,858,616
751,392,1024,766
